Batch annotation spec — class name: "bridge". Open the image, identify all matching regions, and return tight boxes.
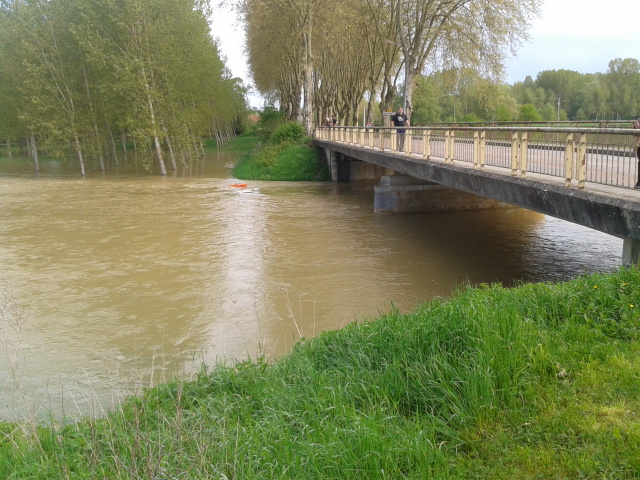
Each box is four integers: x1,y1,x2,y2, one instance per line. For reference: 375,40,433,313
314,125,640,265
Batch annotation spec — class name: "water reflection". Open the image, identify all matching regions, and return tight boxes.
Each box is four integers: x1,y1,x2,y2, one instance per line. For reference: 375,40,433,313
0,152,621,420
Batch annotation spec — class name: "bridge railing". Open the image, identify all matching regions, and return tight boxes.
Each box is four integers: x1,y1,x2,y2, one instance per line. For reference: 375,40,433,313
315,126,640,190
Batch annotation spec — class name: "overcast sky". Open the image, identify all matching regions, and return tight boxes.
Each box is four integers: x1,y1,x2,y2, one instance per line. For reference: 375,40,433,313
211,1,639,105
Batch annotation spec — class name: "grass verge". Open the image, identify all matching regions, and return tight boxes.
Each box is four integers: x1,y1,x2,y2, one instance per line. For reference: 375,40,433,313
232,123,329,182
1,269,639,478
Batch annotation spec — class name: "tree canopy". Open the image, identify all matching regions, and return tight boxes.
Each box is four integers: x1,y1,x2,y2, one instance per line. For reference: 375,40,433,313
407,60,640,124
0,0,246,174
239,0,541,130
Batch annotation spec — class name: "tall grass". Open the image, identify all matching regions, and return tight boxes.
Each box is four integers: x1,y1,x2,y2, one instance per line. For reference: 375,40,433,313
1,269,639,478
215,131,261,152
232,121,329,182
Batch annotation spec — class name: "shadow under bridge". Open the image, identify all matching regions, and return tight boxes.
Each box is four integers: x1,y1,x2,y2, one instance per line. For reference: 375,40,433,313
314,125,640,265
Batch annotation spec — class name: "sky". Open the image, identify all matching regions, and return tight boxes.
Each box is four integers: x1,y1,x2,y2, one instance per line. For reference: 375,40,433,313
210,1,640,106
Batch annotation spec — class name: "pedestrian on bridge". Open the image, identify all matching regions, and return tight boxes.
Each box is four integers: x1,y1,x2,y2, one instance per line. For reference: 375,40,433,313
391,107,409,151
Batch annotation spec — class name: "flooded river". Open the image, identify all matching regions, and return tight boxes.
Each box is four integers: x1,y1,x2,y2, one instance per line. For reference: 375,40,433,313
0,151,621,421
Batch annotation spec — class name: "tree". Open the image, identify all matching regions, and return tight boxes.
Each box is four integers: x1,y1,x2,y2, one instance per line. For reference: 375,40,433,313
393,0,541,117
519,103,540,121
0,0,244,174
411,75,442,123
605,58,640,120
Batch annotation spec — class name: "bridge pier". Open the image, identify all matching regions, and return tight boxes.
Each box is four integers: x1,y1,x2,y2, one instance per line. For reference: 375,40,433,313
374,175,508,213
622,238,640,266
324,148,395,181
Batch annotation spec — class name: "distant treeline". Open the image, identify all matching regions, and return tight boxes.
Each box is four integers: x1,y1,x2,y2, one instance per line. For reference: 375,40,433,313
0,0,246,174
408,59,640,124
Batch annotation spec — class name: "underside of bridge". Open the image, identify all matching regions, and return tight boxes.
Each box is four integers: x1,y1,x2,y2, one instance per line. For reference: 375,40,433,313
319,143,640,266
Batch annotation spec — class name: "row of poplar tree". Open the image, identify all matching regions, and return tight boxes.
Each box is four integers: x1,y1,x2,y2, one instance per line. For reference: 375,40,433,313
0,0,245,175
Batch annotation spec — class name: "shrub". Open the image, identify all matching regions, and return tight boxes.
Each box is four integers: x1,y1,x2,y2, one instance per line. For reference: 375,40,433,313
256,106,285,141
270,121,304,145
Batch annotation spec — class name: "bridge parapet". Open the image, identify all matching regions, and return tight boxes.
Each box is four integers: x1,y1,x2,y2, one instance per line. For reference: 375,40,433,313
316,126,640,191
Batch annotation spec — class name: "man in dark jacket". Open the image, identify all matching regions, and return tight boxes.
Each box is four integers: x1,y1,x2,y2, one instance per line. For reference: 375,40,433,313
391,107,409,151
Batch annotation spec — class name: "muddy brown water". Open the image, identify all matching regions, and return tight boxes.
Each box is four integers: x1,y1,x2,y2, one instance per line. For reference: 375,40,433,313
0,151,621,420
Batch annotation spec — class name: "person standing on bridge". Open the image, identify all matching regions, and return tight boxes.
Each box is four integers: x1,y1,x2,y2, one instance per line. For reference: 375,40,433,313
391,107,410,151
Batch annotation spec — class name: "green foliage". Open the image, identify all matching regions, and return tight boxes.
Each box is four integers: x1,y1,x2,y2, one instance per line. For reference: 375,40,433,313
232,110,327,181
461,113,482,123
410,76,443,124
270,121,304,145
0,0,246,171
256,105,286,141
519,103,542,121
218,130,261,152
410,60,639,124
233,139,329,181
1,268,640,478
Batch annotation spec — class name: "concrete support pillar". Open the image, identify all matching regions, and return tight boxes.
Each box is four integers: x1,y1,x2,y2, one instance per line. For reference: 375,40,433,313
374,175,508,214
323,148,340,182
622,238,640,266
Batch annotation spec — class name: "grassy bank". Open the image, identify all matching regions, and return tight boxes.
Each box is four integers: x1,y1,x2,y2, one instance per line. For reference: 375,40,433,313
213,132,262,153
1,268,639,478
232,122,329,181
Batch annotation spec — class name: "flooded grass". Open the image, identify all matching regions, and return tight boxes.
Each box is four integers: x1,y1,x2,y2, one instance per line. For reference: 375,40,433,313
1,268,639,478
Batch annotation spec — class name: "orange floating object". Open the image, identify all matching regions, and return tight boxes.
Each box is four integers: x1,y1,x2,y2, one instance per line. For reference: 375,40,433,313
230,183,247,187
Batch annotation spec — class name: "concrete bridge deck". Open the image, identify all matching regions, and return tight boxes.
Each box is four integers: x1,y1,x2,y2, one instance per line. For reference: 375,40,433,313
314,125,640,264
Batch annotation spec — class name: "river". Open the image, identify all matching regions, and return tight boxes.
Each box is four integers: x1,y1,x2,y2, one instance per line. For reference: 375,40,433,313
0,150,621,421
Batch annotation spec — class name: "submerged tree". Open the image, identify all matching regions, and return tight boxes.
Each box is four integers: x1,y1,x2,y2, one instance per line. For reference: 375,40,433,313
0,0,246,174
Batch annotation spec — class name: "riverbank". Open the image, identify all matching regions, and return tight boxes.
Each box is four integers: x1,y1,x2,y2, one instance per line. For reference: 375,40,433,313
1,267,638,478
230,124,329,181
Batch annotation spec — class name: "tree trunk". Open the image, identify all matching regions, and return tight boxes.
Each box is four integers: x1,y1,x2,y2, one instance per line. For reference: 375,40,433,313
165,136,177,170
30,134,39,172
141,65,166,175
108,125,119,166
73,133,86,176
92,122,105,171
153,134,166,175
302,7,314,135
121,131,128,165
